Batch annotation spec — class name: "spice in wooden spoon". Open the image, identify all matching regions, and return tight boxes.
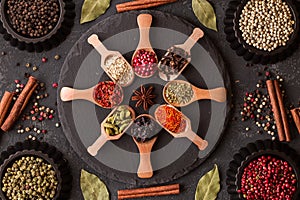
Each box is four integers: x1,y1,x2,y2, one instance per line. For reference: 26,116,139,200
163,80,226,107
87,105,135,156
155,105,208,150
132,14,158,78
60,81,123,109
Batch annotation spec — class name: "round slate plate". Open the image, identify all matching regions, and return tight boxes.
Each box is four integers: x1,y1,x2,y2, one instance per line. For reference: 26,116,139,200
57,10,231,186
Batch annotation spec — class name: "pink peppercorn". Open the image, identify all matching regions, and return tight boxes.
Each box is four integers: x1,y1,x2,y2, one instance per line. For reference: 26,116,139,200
52,82,58,88
42,57,47,63
132,49,157,78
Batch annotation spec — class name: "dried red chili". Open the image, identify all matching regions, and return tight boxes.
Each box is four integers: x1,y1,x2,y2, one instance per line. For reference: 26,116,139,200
156,105,186,133
93,81,123,108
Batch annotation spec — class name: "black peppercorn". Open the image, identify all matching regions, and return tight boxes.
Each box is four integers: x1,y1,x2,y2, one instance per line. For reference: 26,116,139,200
7,0,60,38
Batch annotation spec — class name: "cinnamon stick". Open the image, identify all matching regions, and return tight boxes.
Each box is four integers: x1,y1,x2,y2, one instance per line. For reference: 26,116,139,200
1,76,38,132
118,184,180,199
291,108,300,134
0,91,14,126
118,189,179,199
116,0,177,13
273,80,291,141
266,80,285,141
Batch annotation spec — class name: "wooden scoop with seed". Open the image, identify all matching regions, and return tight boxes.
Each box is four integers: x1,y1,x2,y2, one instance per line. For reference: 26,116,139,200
132,114,158,179
158,28,204,81
87,105,135,156
88,34,134,87
60,81,123,109
131,14,158,78
154,105,208,150
163,80,226,107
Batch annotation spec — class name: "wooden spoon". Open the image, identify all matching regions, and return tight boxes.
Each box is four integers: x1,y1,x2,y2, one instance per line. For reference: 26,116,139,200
131,114,159,179
87,34,134,87
60,81,123,109
131,14,158,78
87,105,135,156
154,105,208,150
158,28,204,81
163,80,226,107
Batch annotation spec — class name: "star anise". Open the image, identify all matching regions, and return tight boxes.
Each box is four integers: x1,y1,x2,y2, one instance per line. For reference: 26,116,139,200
131,85,156,111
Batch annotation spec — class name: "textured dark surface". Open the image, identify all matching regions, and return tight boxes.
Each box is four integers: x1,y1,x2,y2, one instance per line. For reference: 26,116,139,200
0,0,299,200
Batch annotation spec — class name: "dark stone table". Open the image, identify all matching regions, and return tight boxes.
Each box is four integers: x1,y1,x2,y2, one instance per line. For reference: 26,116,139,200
0,0,299,199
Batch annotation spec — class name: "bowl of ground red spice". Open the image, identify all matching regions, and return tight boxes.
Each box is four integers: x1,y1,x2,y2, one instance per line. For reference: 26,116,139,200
0,0,75,51
226,140,300,200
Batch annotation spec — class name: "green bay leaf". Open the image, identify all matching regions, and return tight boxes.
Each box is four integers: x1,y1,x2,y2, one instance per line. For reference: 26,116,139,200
80,169,109,200
192,0,217,31
195,164,220,200
80,0,111,24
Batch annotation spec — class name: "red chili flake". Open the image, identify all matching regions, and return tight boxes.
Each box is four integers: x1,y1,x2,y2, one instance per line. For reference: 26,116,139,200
156,105,186,133
93,81,123,108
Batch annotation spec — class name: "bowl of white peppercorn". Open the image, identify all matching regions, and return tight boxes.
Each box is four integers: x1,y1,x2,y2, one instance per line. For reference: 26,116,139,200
225,0,300,64
0,0,75,52
0,140,72,200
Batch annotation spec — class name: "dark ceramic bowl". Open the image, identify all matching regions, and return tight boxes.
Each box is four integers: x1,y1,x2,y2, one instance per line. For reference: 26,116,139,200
226,140,300,200
224,0,300,64
0,140,72,200
0,0,75,52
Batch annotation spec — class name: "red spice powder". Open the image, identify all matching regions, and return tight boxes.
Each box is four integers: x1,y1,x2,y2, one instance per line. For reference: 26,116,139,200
156,105,186,133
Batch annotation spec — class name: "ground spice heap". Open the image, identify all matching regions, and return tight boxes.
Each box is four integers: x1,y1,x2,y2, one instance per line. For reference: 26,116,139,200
6,0,60,38
2,156,58,199
239,0,295,51
155,105,186,133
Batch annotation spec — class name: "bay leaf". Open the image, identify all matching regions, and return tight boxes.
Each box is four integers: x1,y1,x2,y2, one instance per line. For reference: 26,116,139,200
192,0,217,31
80,0,111,24
80,169,109,200
195,164,220,200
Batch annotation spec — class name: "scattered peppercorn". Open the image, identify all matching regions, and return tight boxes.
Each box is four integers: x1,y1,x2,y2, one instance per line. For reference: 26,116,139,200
41,57,48,63
32,65,38,72
54,54,60,60
52,82,58,88
1,51,6,56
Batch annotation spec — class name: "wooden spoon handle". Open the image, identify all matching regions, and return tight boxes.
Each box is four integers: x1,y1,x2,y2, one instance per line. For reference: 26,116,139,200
195,87,226,102
60,87,94,102
137,152,154,178
182,28,204,52
185,129,208,150
88,34,110,57
87,134,108,156
137,14,152,48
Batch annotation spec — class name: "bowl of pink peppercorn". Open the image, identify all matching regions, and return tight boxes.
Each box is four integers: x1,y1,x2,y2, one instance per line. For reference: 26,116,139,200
226,140,300,200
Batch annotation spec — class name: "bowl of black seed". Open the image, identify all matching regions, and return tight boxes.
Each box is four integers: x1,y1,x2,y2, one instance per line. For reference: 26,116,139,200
0,149,62,200
0,0,65,43
131,114,161,142
225,0,300,64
